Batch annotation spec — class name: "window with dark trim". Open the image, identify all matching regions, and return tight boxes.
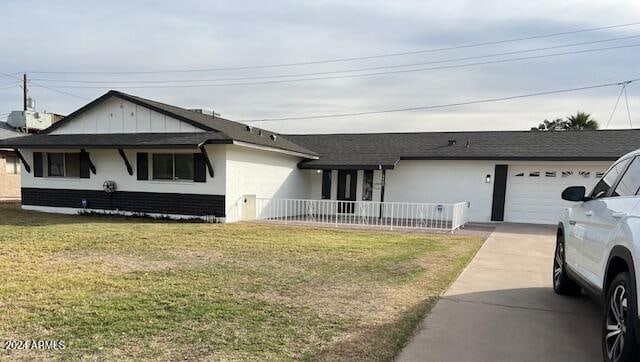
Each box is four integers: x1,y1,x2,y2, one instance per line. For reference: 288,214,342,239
46,152,82,178
362,170,373,201
152,153,194,181
321,170,331,199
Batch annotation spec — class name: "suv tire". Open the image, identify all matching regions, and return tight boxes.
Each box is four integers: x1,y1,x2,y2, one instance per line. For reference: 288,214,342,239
603,272,639,361
552,233,581,296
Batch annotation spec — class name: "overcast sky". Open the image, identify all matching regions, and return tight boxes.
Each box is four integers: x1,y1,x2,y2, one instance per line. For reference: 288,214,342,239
1,0,639,134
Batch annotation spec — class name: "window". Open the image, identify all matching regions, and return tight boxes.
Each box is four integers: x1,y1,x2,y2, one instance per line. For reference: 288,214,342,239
529,171,540,177
65,153,80,178
152,153,194,181
47,153,65,177
545,171,556,177
362,170,373,201
515,172,524,177
613,157,640,197
579,171,591,178
591,158,631,198
46,152,83,178
174,154,194,180
561,171,573,178
321,170,331,199
152,154,173,180
5,156,19,174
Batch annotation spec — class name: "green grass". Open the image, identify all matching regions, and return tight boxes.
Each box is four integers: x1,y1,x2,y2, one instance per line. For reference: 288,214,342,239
0,204,484,361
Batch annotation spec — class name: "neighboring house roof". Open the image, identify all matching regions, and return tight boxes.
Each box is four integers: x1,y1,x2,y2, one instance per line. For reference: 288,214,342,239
25,90,318,157
286,129,640,169
0,122,25,140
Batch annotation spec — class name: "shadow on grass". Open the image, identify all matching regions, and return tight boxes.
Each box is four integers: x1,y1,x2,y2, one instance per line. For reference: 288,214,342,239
0,204,196,227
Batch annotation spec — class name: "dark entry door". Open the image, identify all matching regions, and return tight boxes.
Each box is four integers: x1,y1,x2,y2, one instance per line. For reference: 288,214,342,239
337,170,357,213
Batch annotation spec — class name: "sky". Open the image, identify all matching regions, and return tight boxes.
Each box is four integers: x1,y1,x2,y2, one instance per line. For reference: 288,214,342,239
1,0,639,134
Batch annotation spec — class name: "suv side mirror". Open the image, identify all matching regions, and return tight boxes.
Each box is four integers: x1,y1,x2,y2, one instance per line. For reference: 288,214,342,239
562,186,588,202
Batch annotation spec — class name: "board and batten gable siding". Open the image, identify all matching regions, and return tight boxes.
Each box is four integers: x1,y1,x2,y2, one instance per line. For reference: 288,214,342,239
224,144,312,217
49,96,204,134
19,145,226,216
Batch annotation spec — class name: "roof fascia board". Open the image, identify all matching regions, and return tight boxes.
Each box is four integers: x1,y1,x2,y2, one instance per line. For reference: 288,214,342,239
13,144,201,149
399,156,620,161
228,140,319,159
298,163,396,170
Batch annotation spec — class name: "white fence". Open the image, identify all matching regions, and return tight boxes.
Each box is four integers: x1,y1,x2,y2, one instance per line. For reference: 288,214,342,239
227,197,468,232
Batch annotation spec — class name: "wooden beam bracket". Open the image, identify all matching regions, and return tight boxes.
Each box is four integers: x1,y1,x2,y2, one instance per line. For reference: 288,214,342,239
198,144,214,177
80,149,96,174
13,148,30,173
118,149,133,176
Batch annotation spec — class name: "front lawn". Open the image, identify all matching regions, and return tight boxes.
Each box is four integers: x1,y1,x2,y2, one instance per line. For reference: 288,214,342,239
0,204,483,360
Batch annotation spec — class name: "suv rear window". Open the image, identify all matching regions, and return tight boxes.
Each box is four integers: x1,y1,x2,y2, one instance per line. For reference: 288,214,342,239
613,157,640,196
591,158,631,198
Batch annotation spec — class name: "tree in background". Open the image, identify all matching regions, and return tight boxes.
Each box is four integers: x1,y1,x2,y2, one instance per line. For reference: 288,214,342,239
537,111,599,131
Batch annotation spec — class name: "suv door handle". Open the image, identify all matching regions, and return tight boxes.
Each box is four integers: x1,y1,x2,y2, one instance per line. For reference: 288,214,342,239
585,211,593,217
612,212,627,219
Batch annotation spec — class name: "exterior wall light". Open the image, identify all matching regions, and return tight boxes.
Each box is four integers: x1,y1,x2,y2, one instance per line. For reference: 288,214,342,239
486,174,491,183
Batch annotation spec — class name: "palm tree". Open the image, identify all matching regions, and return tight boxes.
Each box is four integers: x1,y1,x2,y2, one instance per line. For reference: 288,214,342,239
536,111,599,131
565,111,599,130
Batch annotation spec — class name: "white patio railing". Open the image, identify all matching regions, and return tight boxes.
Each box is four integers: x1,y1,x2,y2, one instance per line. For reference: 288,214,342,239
227,197,468,232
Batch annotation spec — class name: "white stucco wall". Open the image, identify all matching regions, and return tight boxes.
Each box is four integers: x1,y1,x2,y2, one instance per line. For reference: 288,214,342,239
225,145,311,217
383,160,613,223
49,96,204,134
20,145,226,195
383,160,495,222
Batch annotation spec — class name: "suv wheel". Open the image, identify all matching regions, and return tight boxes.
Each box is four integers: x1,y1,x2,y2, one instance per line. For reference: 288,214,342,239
603,272,639,361
553,233,581,296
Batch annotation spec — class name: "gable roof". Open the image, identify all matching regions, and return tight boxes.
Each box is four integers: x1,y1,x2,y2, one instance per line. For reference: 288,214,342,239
286,129,640,169
40,90,317,157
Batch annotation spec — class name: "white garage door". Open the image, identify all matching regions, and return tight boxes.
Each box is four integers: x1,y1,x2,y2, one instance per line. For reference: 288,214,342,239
504,165,605,224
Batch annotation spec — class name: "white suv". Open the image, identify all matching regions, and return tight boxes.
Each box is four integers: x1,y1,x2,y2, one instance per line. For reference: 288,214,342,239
555,150,640,361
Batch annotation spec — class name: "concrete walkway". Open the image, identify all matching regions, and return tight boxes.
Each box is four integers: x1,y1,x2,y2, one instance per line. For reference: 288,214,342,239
397,223,602,362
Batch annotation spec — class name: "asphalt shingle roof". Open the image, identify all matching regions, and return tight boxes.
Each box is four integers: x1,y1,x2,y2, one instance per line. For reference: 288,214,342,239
286,129,640,169
0,132,228,148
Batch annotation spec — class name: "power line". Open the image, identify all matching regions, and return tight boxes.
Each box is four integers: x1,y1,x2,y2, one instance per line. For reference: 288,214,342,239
22,21,640,75
40,43,640,89
0,72,89,101
605,84,627,129
239,78,640,122
0,84,18,90
29,83,90,100
30,34,640,85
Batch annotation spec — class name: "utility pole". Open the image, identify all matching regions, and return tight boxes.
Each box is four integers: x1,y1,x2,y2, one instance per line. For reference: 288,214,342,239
22,73,27,111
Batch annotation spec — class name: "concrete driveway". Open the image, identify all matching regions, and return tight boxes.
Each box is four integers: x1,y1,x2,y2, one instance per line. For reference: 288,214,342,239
397,223,602,362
